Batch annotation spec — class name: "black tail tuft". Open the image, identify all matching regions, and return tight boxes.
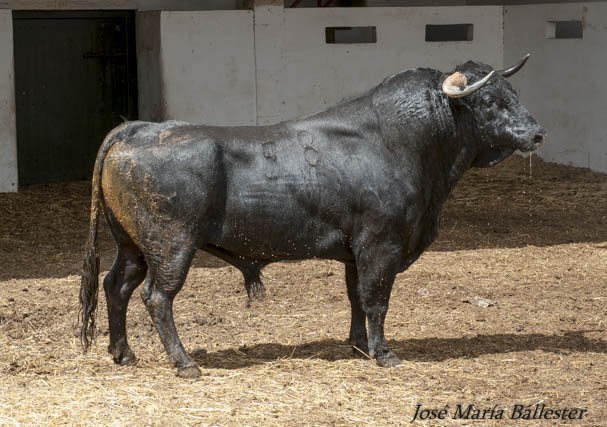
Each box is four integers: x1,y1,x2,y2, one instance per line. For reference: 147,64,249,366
79,224,99,351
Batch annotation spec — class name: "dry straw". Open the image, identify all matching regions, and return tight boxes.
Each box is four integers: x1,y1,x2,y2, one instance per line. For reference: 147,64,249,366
1,156,606,425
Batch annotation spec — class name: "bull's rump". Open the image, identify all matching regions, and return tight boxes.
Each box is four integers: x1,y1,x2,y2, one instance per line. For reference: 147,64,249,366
99,121,398,262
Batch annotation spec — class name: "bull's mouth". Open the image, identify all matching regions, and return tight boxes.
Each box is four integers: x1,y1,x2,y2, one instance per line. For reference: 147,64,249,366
472,146,516,168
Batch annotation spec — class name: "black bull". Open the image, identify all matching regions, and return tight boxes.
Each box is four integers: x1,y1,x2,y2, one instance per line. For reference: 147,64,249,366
80,56,546,377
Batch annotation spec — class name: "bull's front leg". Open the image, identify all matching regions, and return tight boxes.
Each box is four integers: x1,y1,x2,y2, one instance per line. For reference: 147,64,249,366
355,247,403,368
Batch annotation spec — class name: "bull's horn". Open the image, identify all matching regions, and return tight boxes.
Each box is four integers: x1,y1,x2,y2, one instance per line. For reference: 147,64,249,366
499,53,530,78
442,70,495,98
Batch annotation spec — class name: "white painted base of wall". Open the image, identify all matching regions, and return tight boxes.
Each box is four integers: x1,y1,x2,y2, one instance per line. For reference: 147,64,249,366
0,10,17,192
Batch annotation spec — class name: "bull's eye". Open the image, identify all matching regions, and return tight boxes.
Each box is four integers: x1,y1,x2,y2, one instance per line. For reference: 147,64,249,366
489,97,509,110
484,96,497,107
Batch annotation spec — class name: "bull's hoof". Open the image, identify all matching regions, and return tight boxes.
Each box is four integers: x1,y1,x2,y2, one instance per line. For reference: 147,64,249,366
246,280,266,302
177,365,202,379
116,353,138,366
375,352,404,368
110,346,137,366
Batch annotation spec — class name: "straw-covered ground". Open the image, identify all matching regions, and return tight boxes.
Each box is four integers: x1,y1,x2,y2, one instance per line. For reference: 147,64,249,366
0,155,606,425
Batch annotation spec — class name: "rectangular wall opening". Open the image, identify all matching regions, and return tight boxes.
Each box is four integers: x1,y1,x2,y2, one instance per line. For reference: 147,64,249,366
425,24,473,42
325,26,377,44
546,20,583,39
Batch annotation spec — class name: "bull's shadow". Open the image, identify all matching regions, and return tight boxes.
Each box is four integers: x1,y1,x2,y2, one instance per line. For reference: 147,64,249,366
193,330,607,370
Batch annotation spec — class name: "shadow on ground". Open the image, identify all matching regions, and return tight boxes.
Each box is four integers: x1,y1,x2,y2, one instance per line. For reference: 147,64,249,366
193,330,607,370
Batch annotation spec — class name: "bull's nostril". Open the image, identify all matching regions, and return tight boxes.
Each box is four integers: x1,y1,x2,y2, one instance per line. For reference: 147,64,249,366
533,134,544,145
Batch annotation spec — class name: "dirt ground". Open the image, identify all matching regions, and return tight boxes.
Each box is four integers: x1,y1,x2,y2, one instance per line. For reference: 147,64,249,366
0,155,606,425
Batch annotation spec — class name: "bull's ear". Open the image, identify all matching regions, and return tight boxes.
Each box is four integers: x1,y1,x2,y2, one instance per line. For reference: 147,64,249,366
447,95,470,111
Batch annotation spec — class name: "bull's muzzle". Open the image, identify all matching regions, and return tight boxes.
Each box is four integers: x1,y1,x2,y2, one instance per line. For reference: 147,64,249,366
524,127,547,152
533,131,546,146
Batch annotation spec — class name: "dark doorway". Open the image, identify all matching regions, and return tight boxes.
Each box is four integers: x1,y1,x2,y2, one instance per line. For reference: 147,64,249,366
13,10,137,185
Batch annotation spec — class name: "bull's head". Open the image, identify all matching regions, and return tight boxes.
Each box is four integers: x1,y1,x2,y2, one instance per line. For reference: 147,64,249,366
442,54,546,168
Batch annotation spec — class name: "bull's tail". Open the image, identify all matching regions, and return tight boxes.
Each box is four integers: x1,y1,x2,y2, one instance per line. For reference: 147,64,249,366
79,123,130,351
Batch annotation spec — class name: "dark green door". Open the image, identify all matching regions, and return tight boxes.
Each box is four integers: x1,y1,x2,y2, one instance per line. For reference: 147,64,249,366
13,11,137,185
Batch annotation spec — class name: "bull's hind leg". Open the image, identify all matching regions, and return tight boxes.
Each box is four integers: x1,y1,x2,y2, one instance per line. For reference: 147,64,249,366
103,213,147,365
345,263,369,356
141,242,200,378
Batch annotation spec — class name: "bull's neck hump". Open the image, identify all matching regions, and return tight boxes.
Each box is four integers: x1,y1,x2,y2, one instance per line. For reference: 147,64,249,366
372,83,476,207
288,95,380,139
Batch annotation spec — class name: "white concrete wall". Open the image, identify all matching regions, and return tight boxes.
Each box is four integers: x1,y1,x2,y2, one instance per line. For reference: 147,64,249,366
254,0,287,125
259,6,503,122
0,10,17,192
504,2,607,173
2,3,606,191
136,11,164,122
158,11,257,125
